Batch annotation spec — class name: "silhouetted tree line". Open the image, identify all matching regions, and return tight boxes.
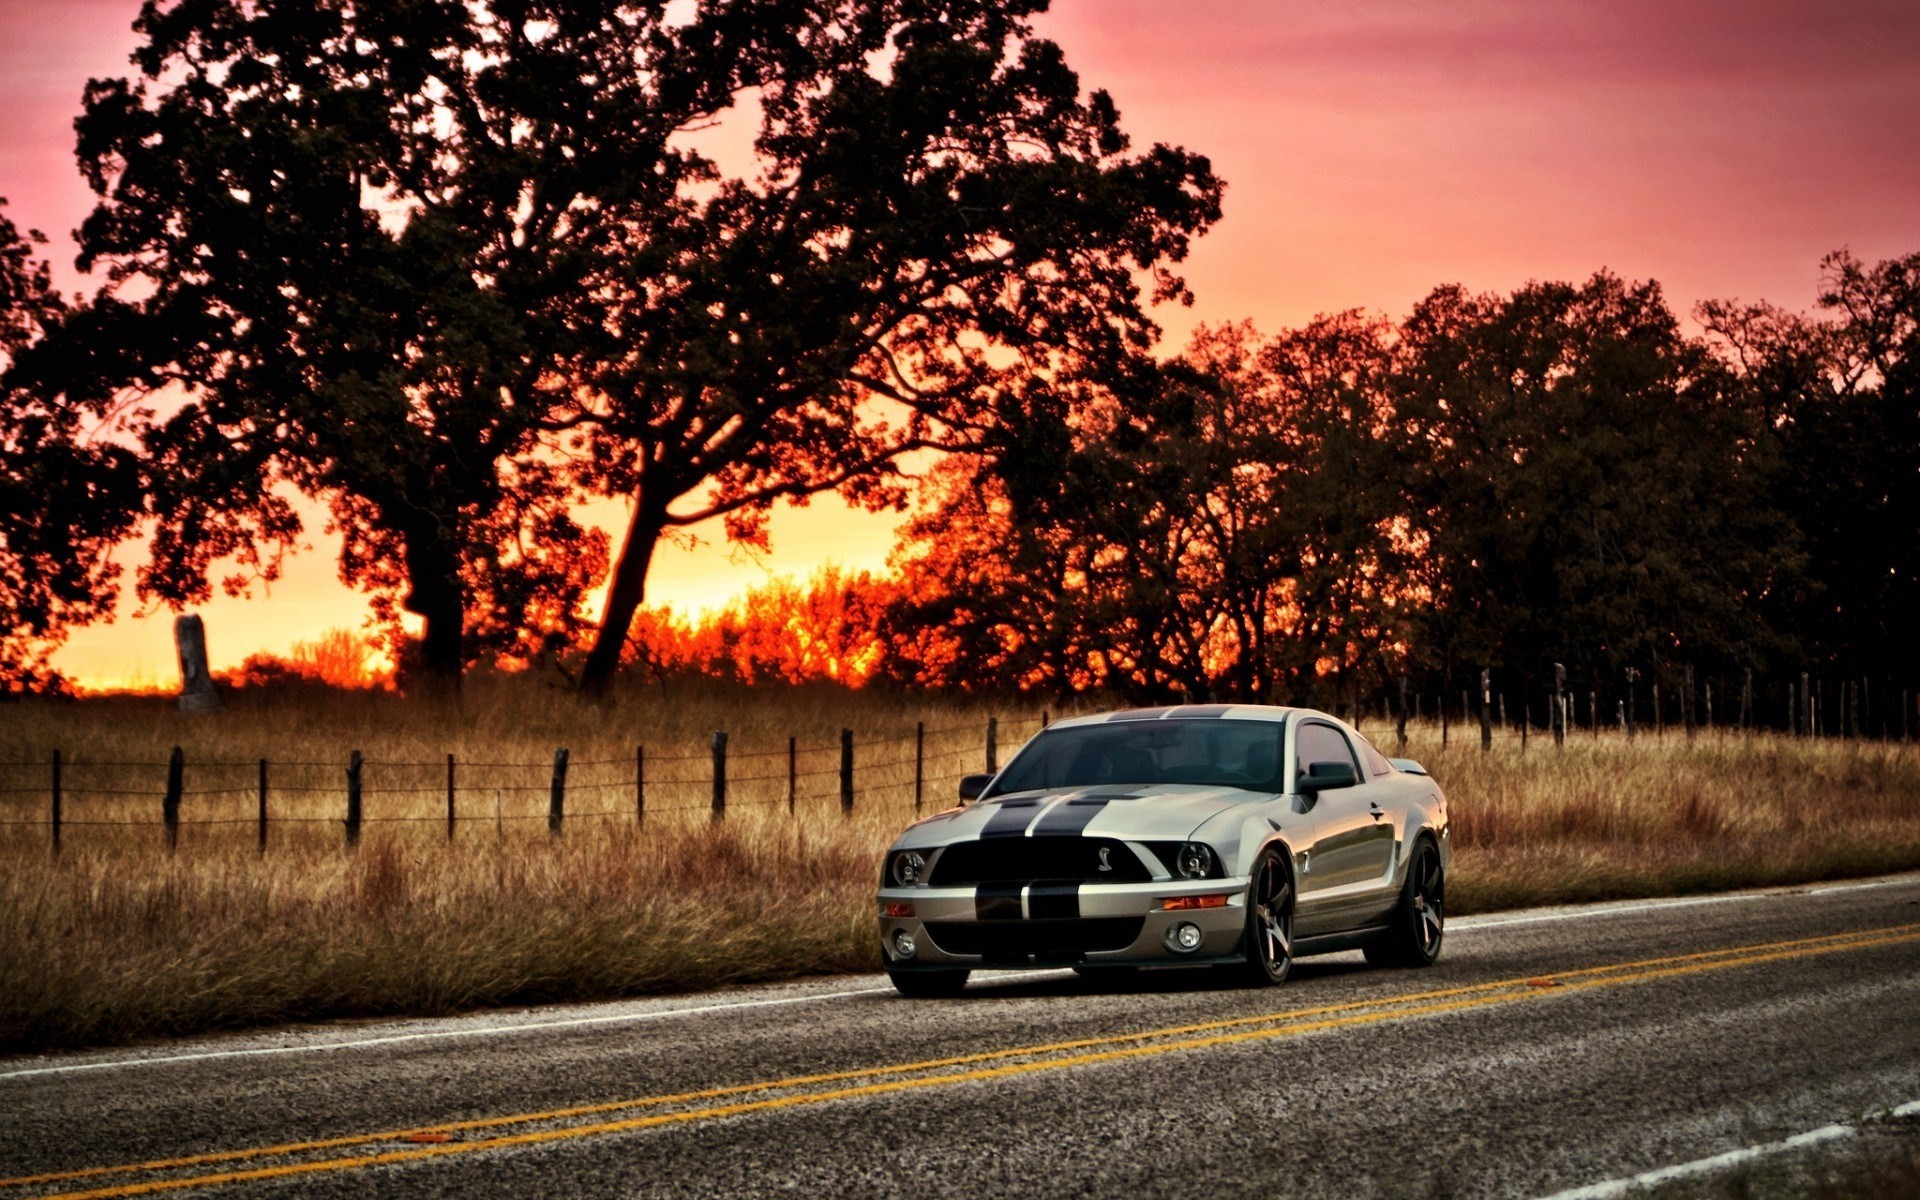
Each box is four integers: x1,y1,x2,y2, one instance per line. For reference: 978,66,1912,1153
1,3,1913,720
878,255,1920,727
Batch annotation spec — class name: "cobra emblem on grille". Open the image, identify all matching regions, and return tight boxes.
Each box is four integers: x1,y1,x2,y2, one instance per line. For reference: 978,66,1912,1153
1097,847,1112,872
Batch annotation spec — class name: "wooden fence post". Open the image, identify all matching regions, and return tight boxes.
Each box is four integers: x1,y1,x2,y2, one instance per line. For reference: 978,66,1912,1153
1801,671,1811,738
164,746,184,852
1396,677,1409,749
1553,663,1566,748
257,757,268,854
1741,669,1753,734
710,732,728,821
1479,670,1492,753
446,754,456,843
986,717,998,773
1625,669,1638,740
50,749,61,857
1685,665,1696,742
839,728,854,815
549,748,569,835
344,750,362,848
788,735,797,815
1590,690,1598,740
914,721,925,813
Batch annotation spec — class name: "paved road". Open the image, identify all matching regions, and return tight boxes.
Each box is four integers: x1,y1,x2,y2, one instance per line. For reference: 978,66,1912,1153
4,874,1919,1200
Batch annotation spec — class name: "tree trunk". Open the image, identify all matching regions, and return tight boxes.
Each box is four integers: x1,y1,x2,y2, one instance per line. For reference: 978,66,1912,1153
580,507,667,698
401,515,466,694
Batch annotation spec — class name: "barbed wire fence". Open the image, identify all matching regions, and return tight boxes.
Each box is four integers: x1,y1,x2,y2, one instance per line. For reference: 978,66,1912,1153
0,715,1052,856
5,671,1911,857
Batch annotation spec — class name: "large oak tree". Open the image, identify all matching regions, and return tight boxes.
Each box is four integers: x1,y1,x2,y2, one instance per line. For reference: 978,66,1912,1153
0,204,140,694
74,0,1219,692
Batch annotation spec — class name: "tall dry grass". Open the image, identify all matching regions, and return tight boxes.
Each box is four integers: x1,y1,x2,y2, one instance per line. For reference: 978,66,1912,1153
2,681,1917,1053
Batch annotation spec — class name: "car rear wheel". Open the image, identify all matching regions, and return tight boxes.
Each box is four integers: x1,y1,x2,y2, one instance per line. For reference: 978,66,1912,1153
888,968,970,997
1365,838,1444,968
1236,845,1295,985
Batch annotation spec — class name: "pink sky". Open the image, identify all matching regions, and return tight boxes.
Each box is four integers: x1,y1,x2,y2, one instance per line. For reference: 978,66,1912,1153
3,0,1916,686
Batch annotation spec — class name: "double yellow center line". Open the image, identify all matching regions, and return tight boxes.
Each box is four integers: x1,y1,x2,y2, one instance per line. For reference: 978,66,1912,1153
9,922,1918,1200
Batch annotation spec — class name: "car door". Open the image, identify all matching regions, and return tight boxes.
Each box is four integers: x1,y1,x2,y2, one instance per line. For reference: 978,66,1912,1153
1290,719,1396,935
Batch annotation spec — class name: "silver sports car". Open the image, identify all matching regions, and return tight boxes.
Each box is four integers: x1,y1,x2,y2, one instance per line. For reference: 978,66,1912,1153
877,704,1449,996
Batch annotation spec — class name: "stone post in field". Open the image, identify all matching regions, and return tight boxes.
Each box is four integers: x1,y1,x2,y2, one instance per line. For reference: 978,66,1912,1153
174,614,221,712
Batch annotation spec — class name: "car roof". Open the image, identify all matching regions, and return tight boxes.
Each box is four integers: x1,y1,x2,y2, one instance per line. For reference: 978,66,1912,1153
1044,704,1307,730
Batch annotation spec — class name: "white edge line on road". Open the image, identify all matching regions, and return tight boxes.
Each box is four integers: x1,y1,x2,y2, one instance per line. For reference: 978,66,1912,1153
1536,1096,1920,1200
0,967,1075,1083
1452,874,1913,933
0,986,893,1081
5,873,1911,1083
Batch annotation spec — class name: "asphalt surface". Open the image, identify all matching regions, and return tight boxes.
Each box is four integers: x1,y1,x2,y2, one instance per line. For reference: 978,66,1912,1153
4,873,1919,1200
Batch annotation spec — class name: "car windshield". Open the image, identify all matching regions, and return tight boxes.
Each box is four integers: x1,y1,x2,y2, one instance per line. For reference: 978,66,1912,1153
986,719,1287,796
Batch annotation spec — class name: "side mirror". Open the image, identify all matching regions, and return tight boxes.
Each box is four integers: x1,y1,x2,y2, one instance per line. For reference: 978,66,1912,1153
958,773,992,802
1296,761,1357,795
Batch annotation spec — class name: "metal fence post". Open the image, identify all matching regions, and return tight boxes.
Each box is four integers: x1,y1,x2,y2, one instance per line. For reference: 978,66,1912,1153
1479,670,1492,753
257,757,268,854
345,750,362,848
164,746,183,852
839,728,854,815
549,747,569,835
986,717,998,773
636,745,645,827
446,754,456,843
914,721,925,813
711,732,728,821
788,735,797,815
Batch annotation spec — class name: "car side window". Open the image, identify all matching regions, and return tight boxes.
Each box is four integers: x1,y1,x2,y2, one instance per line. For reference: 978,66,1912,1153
1295,722,1359,787
1357,735,1392,777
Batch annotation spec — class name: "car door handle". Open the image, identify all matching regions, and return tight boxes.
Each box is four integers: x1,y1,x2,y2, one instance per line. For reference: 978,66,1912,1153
1368,802,1385,820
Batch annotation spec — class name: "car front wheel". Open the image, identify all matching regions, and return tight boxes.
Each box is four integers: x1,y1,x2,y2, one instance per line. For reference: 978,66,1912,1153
1236,845,1295,985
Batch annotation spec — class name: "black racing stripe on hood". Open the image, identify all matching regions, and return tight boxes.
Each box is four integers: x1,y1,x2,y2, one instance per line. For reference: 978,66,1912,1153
979,799,1042,838
1031,797,1109,836
975,882,1023,921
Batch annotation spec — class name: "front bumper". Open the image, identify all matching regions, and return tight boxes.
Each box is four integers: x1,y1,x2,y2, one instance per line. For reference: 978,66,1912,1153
878,877,1250,970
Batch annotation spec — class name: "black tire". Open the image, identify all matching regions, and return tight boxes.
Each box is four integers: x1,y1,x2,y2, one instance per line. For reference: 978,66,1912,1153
888,969,970,997
1365,838,1445,968
1236,845,1295,986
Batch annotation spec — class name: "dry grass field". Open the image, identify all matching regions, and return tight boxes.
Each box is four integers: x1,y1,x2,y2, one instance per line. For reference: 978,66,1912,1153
3,678,1918,1053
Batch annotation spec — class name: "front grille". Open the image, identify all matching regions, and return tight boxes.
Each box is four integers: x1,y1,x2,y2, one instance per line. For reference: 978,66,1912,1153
929,837,1151,886
924,917,1145,961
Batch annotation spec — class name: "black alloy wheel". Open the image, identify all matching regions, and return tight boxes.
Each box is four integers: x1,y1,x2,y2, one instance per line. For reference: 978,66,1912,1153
1365,838,1445,968
1239,845,1295,985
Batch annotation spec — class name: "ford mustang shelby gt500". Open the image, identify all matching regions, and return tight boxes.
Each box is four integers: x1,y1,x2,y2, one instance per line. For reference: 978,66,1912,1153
877,705,1448,996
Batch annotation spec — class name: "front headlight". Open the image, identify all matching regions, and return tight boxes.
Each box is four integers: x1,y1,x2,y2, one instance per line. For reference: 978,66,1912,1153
1175,842,1215,879
888,850,927,887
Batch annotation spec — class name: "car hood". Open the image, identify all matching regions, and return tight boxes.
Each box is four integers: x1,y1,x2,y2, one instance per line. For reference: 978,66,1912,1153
891,784,1272,850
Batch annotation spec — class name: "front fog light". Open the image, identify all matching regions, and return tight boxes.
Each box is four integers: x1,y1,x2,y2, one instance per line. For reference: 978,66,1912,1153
892,930,917,960
1165,922,1204,953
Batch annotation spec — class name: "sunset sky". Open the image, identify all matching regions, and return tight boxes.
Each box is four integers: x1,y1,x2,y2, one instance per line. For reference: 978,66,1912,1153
3,0,1916,688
